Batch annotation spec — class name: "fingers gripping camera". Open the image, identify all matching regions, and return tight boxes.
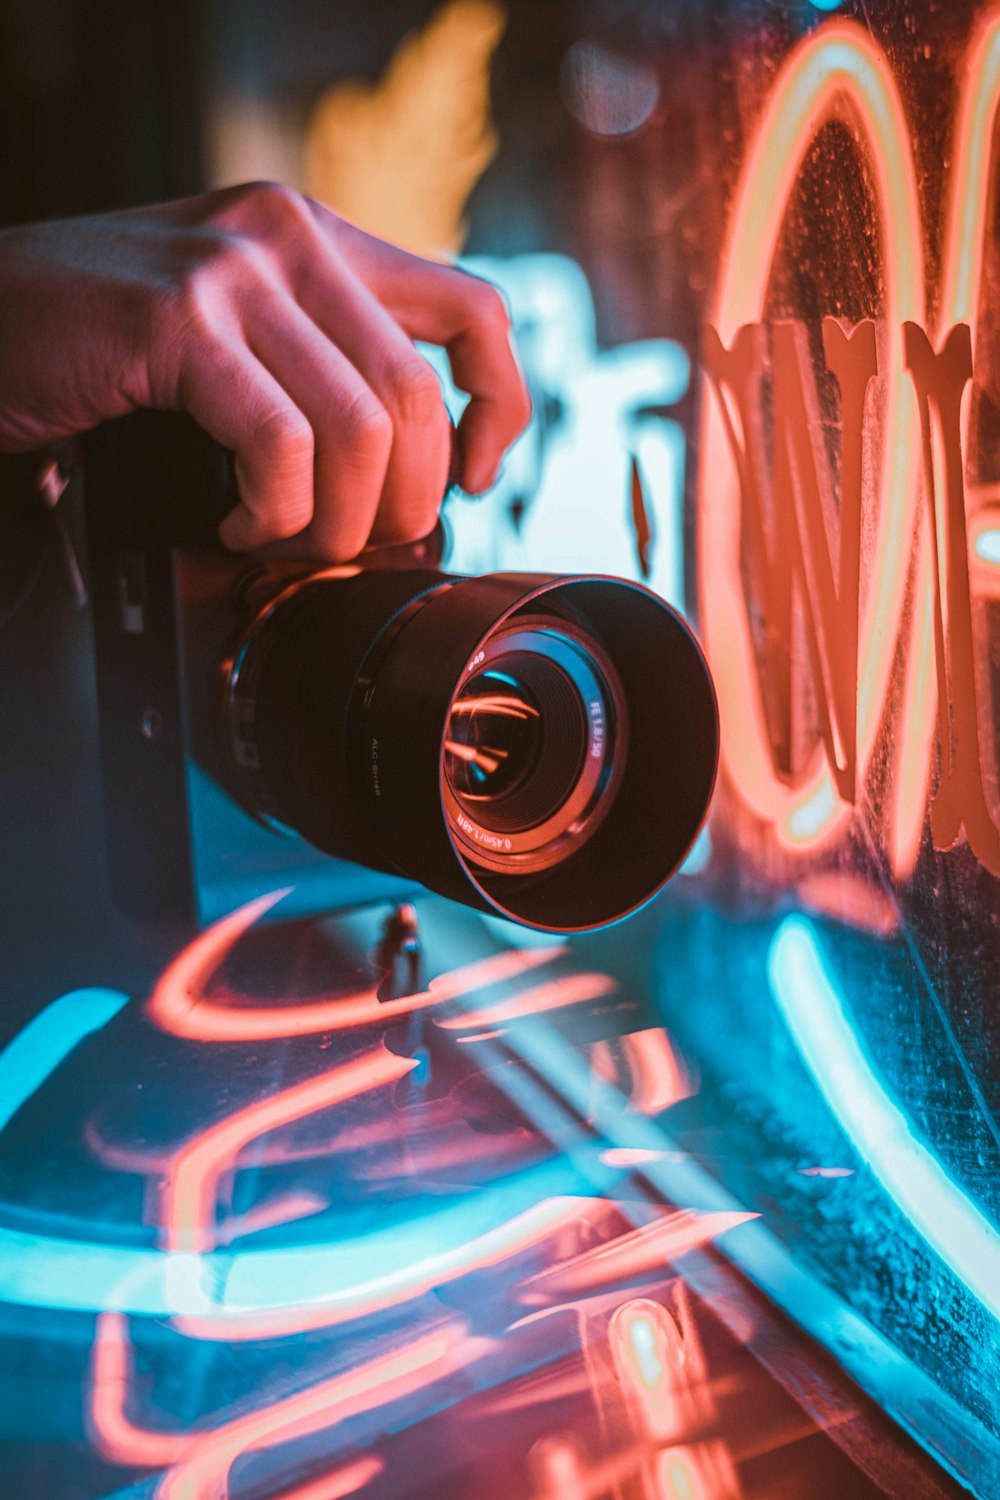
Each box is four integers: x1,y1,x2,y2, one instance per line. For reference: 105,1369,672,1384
84,412,718,932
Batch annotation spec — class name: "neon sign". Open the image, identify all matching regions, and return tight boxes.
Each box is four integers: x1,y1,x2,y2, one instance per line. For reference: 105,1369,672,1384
698,14,1000,881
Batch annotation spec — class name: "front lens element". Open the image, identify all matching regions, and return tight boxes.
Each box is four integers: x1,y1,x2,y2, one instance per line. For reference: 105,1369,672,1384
444,667,545,808
441,622,624,874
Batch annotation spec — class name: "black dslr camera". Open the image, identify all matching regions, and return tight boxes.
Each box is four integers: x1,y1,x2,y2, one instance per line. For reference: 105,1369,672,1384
83,411,717,933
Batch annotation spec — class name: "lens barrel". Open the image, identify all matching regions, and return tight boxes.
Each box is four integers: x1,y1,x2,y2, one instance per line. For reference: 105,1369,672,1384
223,569,718,933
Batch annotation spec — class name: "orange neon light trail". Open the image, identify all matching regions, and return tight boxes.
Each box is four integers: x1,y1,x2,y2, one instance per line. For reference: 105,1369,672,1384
146,890,565,1042
162,1045,416,1255
89,1312,467,1499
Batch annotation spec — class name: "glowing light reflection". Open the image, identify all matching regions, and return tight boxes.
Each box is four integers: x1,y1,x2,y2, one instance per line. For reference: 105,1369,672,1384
620,1028,692,1116
609,1295,739,1499
768,916,1000,1322
147,890,564,1041
434,971,616,1030
0,1160,615,1321
0,908,626,1326
265,1456,383,1500
173,1191,599,1341
277,1458,386,1500
163,1046,417,1254
90,1313,469,1499
523,1210,754,1302
0,988,129,1136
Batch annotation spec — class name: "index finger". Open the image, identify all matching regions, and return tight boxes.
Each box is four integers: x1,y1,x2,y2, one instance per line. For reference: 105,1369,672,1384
314,209,532,494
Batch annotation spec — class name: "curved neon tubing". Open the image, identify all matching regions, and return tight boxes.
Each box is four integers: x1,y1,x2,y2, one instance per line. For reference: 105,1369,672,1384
146,889,564,1042
768,916,1000,1323
698,22,926,861
0,1159,605,1321
940,12,1000,339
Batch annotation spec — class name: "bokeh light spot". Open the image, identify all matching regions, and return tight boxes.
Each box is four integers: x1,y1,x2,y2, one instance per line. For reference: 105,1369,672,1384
560,41,659,137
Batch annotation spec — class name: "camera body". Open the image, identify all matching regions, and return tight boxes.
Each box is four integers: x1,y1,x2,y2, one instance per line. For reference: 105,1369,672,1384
84,410,420,927
84,410,719,934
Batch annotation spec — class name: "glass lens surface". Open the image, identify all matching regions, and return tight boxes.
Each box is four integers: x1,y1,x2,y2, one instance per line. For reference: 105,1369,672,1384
444,668,543,803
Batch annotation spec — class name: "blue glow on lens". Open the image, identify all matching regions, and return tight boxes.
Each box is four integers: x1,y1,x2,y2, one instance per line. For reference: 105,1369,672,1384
768,916,1000,1322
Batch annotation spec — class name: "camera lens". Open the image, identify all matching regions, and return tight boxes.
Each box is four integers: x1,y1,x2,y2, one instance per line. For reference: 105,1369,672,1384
222,569,717,932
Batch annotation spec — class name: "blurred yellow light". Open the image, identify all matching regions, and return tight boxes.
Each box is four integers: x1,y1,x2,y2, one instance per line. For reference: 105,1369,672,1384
305,0,505,258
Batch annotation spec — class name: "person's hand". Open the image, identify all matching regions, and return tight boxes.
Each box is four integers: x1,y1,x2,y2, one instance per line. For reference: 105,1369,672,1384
0,181,531,559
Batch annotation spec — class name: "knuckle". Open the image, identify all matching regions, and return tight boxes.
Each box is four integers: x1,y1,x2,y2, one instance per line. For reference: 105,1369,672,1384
148,233,260,332
213,179,312,237
392,360,446,424
211,230,271,279
196,230,273,293
339,391,392,458
255,180,311,229
190,227,241,269
253,406,315,467
251,179,302,210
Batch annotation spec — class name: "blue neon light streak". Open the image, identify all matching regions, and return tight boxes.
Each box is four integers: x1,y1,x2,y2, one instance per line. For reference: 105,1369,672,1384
0,988,129,1135
0,1158,618,1318
0,987,625,1320
768,916,1000,1322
